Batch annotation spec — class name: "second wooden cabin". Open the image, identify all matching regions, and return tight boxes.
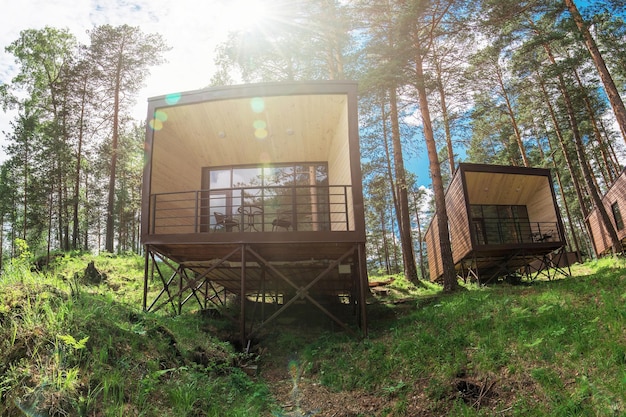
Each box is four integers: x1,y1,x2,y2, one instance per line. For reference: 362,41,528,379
586,168,626,257
425,163,569,283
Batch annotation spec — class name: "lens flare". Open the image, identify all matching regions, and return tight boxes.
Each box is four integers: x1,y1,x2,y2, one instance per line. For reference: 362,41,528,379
154,110,168,121
149,110,168,131
255,128,268,139
221,0,269,33
165,92,181,105
149,119,163,131
259,151,271,163
250,97,265,113
288,360,299,380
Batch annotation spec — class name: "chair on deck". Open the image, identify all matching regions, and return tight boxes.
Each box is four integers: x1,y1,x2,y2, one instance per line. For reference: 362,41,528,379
214,212,239,232
272,210,292,231
531,230,554,242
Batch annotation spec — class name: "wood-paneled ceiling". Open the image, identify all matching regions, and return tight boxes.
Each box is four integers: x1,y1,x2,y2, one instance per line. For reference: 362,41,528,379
464,171,550,205
152,93,348,167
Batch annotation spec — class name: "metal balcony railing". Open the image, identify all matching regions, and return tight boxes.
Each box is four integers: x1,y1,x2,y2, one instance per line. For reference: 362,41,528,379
471,220,562,246
149,185,353,234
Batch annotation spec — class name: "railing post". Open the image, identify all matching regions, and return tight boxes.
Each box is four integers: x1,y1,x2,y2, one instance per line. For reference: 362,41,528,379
344,186,349,231
292,186,297,231
150,194,157,234
194,191,199,233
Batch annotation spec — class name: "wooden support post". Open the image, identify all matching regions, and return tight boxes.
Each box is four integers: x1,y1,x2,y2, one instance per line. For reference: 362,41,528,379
143,247,149,311
358,243,368,336
178,266,183,315
240,244,247,349
261,266,266,322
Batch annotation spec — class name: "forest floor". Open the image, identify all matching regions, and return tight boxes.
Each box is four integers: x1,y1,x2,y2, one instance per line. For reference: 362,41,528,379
1,253,625,416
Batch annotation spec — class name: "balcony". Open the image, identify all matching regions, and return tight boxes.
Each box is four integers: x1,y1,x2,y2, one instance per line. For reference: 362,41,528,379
148,185,354,235
471,220,563,246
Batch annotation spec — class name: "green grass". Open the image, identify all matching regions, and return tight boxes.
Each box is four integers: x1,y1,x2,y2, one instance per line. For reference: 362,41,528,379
299,257,626,415
1,250,625,416
0,250,275,416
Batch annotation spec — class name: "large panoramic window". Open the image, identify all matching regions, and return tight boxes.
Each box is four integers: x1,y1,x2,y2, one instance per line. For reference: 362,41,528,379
612,201,624,231
470,204,530,245
202,163,329,231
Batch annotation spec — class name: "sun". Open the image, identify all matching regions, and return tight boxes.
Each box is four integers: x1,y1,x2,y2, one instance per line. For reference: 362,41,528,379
219,0,270,34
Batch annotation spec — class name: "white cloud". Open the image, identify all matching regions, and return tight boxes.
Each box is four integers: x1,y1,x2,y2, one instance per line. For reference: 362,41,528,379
0,0,241,162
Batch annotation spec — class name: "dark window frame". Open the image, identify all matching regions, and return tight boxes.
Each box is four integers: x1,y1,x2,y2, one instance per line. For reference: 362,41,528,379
201,162,330,231
612,201,624,231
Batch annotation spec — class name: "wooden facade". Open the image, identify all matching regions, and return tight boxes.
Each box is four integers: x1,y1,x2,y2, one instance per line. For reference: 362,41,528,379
141,81,368,343
425,163,569,283
586,168,626,257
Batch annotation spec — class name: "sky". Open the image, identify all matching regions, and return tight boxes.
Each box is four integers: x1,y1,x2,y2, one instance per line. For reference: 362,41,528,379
0,0,436,186
0,0,270,162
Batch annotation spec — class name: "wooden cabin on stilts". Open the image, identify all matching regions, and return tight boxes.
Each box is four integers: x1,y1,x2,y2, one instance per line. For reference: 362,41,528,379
425,163,572,284
140,81,368,346
586,168,626,257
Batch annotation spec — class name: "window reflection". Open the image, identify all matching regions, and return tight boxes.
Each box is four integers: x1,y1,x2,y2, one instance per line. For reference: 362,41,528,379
202,163,329,231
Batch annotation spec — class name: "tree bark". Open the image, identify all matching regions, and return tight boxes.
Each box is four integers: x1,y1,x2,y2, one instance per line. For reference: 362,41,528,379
389,87,420,283
549,51,624,254
72,75,88,250
564,0,626,145
434,56,455,175
105,55,123,253
572,69,617,184
413,192,428,280
494,61,529,167
415,47,457,291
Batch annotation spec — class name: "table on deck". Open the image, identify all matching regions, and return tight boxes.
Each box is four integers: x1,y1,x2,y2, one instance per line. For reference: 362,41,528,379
238,205,264,231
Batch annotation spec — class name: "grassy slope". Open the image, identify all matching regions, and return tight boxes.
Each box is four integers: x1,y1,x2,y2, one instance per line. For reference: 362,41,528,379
0,253,625,416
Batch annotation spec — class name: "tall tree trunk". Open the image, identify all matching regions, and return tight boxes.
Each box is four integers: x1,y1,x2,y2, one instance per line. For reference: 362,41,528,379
552,57,624,254
105,62,122,253
598,117,622,180
537,63,589,219
413,193,427,280
0,213,4,272
380,209,391,274
72,76,88,250
494,61,529,167
380,99,401,274
434,56,455,175
541,124,583,258
381,100,399,218
47,191,53,265
415,47,457,291
84,170,89,250
564,0,626,145
22,129,29,241
389,87,420,283
573,69,616,184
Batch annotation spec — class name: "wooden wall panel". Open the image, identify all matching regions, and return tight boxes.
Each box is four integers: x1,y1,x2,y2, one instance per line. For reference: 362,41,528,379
587,210,610,256
608,171,626,244
448,171,472,264
425,215,442,281
525,178,558,224
587,169,626,256
328,103,352,230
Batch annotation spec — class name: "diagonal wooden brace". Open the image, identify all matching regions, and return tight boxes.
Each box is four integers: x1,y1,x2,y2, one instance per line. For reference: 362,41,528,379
246,245,356,337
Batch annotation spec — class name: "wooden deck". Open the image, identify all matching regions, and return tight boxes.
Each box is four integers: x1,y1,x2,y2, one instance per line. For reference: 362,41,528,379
143,240,368,344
